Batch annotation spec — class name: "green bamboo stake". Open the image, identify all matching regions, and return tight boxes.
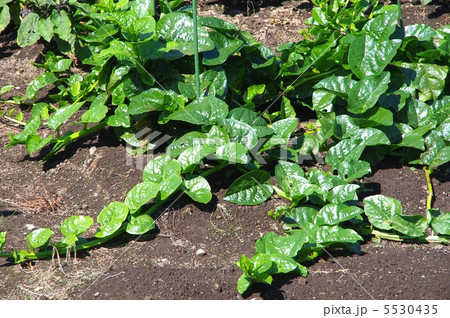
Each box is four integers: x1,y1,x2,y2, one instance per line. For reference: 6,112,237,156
192,0,201,98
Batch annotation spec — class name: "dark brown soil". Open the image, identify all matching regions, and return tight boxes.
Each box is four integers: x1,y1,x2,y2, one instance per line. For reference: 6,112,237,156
0,0,449,300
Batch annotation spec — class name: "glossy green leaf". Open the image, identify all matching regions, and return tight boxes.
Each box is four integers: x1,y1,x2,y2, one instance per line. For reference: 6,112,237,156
349,36,401,79
431,212,450,235
106,104,130,128
60,215,93,237
198,16,239,31
420,131,450,168
51,9,71,41
363,10,399,41
314,225,363,245
96,202,129,238
224,170,273,205
143,155,181,183
129,88,181,115
203,31,243,66
214,142,249,164
125,214,155,235
317,204,363,226
348,72,390,114
335,159,371,182
166,96,228,125
224,118,258,150
17,12,40,47
27,228,54,250
37,17,54,42
25,134,53,154
401,63,448,101
404,24,437,41
325,139,365,167
177,144,216,171
228,108,272,137
0,85,13,96
124,182,159,212
255,231,307,258
0,6,9,33
313,75,356,97
26,72,58,100
184,176,212,204
167,132,210,157
156,12,214,55
326,185,360,204
81,93,108,123
350,128,391,146
47,101,85,130
364,195,427,237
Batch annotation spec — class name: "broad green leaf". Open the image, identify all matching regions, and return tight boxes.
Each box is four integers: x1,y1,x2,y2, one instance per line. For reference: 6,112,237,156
0,231,6,252
317,204,363,226
262,118,298,151
326,185,360,204
47,101,85,130
407,99,436,129
160,174,182,200
51,10,71,41
17,12,40,47
420,131,450,168
26,72,58,100
81,93,108,123
228,108,272,137
349,36,401,79
37,17,54,42
363,10,399,41
184,176,212,204
203,31,243,66
348,72,390,114
404,24,437,41
350,128,391,146
143,155,181,182
167,131,210,157
156,12,214,55
214,142,249,164
166,96,228,125
177,144,216,171
27,228,53,250
0,5,10,33
352,107,394,127
431,213,450,235
224,170,273,205
313,75,356,97
124,182,159,212
364,195,427,237
335,159,371,182
60,216,93,237
283,206,318,228
312,90,335,111
275,161,319,202
314,225,363,245
401,63,448,101
198,16,239,31
224,118,258,150
106,104,130,128
49,59,72,72
275,161,304,186
96,202,129,238
25,135,53,154
129,88,180,114
255,231,307,258
281,96,296,119
325,139,365,167
125,214,155,235
237,274,252,295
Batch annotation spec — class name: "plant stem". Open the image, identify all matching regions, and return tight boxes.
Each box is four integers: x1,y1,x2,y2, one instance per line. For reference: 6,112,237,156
192,0,201,98
361,228,448,244
423,166,434,211
2,115,27,126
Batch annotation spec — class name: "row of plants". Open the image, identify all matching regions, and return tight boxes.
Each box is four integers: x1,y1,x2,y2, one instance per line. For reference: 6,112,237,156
0,0,449,295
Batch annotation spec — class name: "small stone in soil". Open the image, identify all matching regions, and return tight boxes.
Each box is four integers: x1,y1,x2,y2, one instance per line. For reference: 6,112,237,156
196,248,206,256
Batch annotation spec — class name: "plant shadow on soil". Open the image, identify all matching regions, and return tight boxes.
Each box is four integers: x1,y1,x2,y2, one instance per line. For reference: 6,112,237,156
0,0,449,300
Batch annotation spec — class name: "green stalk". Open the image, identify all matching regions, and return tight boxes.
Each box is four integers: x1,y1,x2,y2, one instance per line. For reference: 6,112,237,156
0,162,228,262
164,0,172,12
361,228,447,244
192,0,201,98
423,166,434,211
43,121,107,161
151,0,156,16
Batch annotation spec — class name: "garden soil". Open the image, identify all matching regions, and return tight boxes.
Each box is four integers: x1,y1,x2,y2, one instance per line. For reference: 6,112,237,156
0,0,449,300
